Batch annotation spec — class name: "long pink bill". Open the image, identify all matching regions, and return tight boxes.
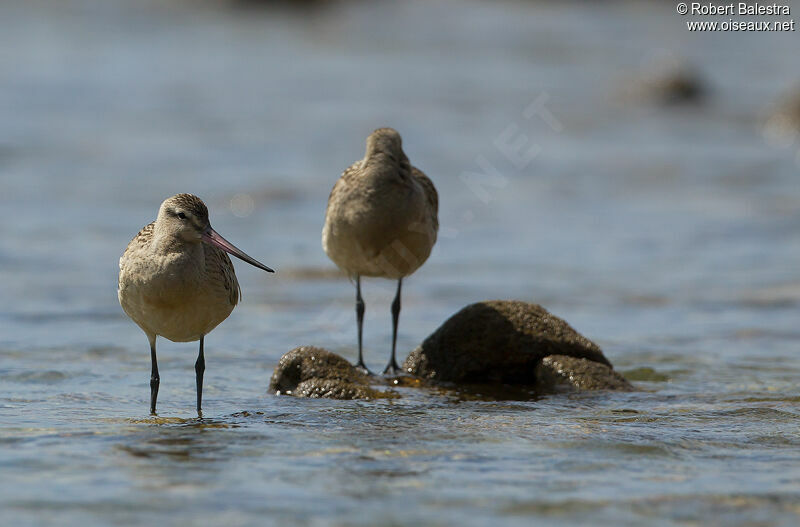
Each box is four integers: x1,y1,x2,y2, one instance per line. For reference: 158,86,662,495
202,227,274,273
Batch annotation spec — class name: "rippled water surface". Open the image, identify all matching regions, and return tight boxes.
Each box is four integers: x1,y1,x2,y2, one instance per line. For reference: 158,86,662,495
2,1,800,525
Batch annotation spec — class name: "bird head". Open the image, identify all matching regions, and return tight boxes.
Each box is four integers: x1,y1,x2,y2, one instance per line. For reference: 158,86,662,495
156,193,274,273
156,193,210,243
365,127,406,161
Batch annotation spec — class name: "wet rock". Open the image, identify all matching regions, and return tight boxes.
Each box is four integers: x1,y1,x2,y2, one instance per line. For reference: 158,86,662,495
626,59,706,105
268,346,396,400
762,87,800,144
403,300,627,391
536,355,633,392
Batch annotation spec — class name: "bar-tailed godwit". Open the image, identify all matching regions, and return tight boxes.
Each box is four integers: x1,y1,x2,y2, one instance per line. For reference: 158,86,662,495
118,193,273,415
322,128,438,375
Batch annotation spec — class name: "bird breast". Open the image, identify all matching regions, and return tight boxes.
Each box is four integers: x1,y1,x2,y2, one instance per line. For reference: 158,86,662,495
118,243,239,342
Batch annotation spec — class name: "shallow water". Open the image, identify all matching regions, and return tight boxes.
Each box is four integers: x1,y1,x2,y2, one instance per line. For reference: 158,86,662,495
2,0,800,525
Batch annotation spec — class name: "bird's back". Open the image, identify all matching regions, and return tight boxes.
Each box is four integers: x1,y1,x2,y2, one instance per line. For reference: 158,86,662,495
412,166,439,232
323,157,439,279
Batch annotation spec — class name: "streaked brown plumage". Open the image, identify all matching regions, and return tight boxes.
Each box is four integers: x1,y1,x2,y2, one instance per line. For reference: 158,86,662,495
119,193,273,415
322,128,438,375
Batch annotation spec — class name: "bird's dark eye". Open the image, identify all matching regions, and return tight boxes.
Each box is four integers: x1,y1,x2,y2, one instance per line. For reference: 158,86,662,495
177,212,187,220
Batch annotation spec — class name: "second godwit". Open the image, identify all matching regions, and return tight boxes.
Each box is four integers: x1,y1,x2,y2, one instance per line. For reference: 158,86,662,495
322,128,439,375
118,193,273,415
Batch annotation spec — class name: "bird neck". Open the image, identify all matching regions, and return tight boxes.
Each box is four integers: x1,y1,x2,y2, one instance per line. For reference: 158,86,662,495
363,150,411,173
151,229,203,257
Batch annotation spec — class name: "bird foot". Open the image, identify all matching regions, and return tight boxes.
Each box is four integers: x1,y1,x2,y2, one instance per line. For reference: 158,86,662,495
382,362,404,377
354,362,373,376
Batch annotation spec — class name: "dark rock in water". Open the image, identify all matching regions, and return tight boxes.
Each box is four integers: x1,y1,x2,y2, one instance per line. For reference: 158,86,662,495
274,302,631,399
645,70,705,105
626,59,706,105
269,346,396,400
536,355,633,392
763,87,800,143
403,300,625,390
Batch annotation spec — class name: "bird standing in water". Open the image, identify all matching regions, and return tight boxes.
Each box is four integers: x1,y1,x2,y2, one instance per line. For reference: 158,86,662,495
118,193,273,415
322,128,438,375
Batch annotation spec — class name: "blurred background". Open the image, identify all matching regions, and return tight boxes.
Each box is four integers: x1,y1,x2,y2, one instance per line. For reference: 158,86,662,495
1,1,800,526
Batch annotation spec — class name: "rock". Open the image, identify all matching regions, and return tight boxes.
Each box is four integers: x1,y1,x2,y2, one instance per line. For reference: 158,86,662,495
535,355,633,392
403,300,625,390
625,58,706,105
268,346,396,400
776,89,800,129
762,87,800,144
273,302,632,400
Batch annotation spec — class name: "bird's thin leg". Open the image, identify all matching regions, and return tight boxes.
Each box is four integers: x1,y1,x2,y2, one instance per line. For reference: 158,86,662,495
149,335,160,415
354,275,370,374
195,336,205,417
383,278,403,376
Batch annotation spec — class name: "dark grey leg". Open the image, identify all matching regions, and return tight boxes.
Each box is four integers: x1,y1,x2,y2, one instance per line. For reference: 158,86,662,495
383,278,403,376
355,275,370,374
149,337,160,415
195,336,205,416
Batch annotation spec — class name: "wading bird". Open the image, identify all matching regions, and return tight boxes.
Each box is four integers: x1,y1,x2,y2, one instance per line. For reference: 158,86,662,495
322,128,438,375
118,193,273,415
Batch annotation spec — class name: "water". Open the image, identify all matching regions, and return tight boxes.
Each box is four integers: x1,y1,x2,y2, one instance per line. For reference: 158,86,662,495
2,0,800,525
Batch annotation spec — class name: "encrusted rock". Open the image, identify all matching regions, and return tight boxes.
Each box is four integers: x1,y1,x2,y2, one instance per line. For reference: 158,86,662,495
535,355,633,392
403,300,618,387
268,346,396,400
